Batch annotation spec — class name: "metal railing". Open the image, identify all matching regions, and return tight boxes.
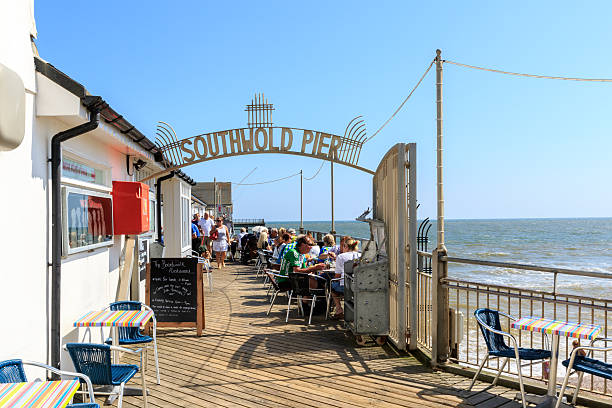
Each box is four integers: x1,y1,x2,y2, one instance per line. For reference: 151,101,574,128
415,251,612,398
233,218,265,225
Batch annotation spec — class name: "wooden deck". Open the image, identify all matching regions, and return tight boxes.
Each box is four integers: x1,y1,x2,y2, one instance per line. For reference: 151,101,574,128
110,262,581,407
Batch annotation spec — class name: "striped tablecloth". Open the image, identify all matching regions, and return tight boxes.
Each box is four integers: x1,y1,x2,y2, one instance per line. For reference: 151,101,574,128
0,380,79,408
511,316,602,340
74,309,153,327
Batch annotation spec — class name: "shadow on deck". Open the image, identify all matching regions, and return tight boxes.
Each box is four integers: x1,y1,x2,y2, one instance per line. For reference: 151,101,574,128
109,262,571,407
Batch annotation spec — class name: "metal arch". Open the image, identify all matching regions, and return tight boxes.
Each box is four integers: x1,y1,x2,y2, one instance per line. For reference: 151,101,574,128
138,149,375,183
156,122,182,166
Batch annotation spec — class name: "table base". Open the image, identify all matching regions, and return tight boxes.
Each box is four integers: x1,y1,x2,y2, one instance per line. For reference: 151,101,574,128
515,392,571,408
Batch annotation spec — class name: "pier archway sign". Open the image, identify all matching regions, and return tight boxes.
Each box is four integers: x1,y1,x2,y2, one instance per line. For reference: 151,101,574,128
139,97,374,182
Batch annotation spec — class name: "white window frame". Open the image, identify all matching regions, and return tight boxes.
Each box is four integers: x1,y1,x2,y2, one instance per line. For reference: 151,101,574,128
142,191,156,240
61,150,112,192
180,182,191,252
62,185,114,255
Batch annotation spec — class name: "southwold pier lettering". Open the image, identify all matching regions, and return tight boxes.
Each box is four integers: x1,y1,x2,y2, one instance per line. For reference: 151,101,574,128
178,127,344,163
141,124,374,183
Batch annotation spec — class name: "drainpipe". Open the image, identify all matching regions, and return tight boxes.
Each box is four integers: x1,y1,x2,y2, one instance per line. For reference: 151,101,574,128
50,96,106,371
156,171,175,242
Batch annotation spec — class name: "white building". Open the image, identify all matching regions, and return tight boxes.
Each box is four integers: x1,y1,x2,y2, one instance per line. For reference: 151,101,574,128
0,1,195,373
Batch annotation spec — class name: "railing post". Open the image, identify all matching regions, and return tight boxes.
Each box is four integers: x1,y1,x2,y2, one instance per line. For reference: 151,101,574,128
408,143,418,351
431,248,449,367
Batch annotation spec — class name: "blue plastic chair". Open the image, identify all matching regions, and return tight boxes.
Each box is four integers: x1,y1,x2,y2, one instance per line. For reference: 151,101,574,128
0,359,98,407
65,343,147,408
555,337,612,408
105,300,160,384
468,308,551,408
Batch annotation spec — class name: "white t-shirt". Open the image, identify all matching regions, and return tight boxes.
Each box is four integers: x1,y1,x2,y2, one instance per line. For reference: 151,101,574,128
308,245,321,259
198,218,214,236
335,251,361,286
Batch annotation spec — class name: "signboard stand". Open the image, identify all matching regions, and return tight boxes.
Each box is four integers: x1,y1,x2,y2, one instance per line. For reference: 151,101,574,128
146,258,205,336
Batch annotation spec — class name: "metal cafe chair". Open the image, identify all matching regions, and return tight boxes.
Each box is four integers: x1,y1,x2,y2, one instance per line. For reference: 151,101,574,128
555,337,612,408
468,308,551,408
255,250,265,277
0,359,99,407
65,343,147,408
264,270,292,316
287,273,327,325
326,277,343,319
104,301,161,385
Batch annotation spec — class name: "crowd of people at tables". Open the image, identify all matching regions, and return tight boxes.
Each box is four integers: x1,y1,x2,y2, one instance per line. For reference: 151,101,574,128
191,215,361,319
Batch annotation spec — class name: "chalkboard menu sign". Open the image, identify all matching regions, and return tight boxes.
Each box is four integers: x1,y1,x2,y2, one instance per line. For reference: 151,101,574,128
146,257,205,335
138,239,148,281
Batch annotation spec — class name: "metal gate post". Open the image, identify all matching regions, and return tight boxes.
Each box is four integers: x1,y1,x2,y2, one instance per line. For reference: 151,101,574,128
396,143,407,350
431,248,449,366
407,143,418,350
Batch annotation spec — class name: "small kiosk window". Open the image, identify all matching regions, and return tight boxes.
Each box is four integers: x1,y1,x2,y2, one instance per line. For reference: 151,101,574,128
63,187,113,254
62,157,107,186
149,197,156,234
181,196,190,249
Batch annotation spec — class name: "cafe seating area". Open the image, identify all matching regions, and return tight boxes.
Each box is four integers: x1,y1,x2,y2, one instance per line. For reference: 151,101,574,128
95,261,599,408
1,253,603,407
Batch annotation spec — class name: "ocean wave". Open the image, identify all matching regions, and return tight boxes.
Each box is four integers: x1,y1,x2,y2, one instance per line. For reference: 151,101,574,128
474,251,511,257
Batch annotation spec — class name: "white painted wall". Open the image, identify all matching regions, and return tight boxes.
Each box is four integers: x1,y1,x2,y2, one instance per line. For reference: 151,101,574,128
0,0,47,378
0,0,190,375
161,178,192,258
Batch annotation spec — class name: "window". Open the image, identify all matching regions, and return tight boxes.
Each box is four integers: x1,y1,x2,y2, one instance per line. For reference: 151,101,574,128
181,196,190,249
63,187,113,255
62,157,108,186
149,197,156,234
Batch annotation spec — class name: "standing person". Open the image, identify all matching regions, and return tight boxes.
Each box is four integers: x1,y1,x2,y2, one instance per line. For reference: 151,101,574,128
191,219,202,253
330,238,361,319
198,212,214,254
237,227,247,251
212,218,230,269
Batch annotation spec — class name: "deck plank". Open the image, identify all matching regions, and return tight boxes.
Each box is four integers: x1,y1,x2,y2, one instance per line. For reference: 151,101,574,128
98,262,589,407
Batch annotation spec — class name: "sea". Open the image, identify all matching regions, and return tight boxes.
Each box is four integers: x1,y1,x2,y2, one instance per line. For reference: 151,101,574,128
267,218,612,299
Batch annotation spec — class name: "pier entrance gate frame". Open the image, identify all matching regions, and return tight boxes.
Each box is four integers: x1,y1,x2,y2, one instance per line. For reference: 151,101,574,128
143,107,418,351
372,143,417,351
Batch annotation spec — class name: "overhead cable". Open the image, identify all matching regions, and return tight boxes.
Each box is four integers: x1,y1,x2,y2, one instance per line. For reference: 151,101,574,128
367,59,435,142
303,161,325,180
233,171,300,186
444,60,612,82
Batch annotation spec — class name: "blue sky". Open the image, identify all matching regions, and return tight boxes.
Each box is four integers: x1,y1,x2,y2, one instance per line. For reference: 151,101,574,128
35,1,612,221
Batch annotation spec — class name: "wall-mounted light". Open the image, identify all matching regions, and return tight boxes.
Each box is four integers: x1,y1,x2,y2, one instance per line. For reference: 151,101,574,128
133,158,147,171
127,156,147,175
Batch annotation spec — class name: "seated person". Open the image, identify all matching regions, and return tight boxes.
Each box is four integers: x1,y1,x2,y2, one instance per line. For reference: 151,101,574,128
271,233,292,270
329,235,350,256
277,235,326,292
257,231,270,250
307,234,321,260
330,238,361,319
318,233,337,261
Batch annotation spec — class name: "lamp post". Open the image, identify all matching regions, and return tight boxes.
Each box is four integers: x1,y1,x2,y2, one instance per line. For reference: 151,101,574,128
330,161,336,234
300,169,304,233
435,49,446,252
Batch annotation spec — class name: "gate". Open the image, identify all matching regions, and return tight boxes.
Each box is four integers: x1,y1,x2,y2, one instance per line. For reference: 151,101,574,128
372,143,417,350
